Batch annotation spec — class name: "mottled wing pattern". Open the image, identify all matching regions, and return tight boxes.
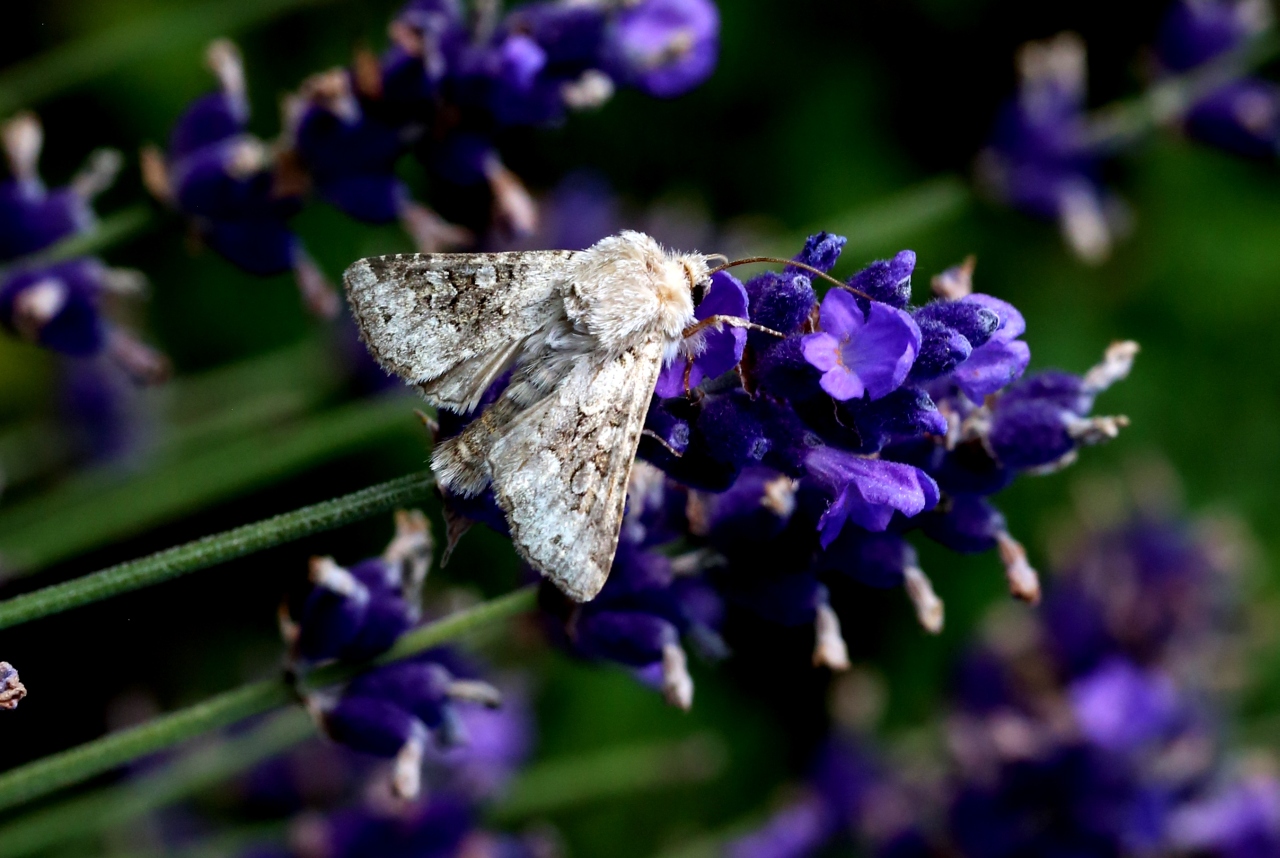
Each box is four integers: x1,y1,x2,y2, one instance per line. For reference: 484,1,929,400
486,338,665,601
344,251,575,411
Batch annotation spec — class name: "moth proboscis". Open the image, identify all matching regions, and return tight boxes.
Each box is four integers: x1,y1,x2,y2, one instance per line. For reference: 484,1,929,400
345,230,775,602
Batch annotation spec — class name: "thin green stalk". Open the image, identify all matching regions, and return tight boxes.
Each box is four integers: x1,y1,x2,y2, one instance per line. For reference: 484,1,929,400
489,734,727,824
0,0,347,116
0,393,423,574
0,721,721,857
0,585,537,815
0,205,156,282
0,710,313,858
1086,32,1280,149
0,470,435,631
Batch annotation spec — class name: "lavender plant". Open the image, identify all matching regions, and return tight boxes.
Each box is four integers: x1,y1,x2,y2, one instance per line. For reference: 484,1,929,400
724,492,1274,858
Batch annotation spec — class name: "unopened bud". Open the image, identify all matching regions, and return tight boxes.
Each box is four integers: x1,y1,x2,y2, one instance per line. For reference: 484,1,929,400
662,642,694,710
813,603,851,670
903,565,945,634
996,530,1041,604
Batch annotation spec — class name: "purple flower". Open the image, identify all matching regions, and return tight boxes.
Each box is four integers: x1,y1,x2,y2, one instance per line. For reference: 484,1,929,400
806,446,939,546
655,271,748,397
1069,659,1182,753
801,289,921,402
604,0,720,98
0,112,119,261
0,662,25,711
950,295,1031,401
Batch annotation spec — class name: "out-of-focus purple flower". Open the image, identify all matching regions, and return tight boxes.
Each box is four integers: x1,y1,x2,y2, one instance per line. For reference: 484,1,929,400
1170,775,1280,857
0,259,168,383
655,271,748,397
1155,1,1280,159
144,40,338,317
1069,659,1183,753
979,33,1122,264
0,112,120,261
1156,0,1271,72
0,662,25,710
287,511,432,665
603,0,720,98
805,446,938,545
801,290,921,402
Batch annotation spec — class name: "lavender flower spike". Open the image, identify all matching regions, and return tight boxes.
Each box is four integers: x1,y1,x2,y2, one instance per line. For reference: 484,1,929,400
801,289,921,402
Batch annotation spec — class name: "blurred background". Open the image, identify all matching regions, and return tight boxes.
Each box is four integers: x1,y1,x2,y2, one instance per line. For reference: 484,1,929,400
1,1,1279,855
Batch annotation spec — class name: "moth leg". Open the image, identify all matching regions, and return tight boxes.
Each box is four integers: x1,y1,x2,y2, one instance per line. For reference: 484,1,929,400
682,315,784,339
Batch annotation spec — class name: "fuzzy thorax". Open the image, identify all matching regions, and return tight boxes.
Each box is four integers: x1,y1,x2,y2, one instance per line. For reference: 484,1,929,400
564,231,706,358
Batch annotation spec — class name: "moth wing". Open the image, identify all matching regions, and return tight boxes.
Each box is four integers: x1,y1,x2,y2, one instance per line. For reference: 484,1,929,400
486,338,665,602
344,251,575,411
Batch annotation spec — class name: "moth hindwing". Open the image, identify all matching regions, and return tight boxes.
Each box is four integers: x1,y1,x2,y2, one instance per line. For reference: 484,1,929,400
343,232,707,602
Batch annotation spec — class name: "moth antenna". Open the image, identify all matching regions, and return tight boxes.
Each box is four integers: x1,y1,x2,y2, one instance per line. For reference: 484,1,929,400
682,314,784,339
710,256,872,301
704,253,730,267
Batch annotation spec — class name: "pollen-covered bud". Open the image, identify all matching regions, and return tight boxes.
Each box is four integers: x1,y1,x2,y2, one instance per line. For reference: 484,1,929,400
848,250,915,309
0,662,26,710
791,231,847,274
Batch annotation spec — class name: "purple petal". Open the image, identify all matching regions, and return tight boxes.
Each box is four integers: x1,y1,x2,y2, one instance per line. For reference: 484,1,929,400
819,366,865,401
654,358,691,398
953,339,1031,401
691,272,748,380
654,273,749,398
807,448,939,547
801,331,841,373
817,288,864,339
841,303,921,400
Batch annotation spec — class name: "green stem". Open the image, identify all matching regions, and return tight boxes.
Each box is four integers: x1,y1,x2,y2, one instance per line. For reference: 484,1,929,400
0,394,423,574
0,0,348,116
0,585,537,815
0,470,435,631
1086,32,1280,149
0,205,156,282
489,734,727,824
0,710,313,858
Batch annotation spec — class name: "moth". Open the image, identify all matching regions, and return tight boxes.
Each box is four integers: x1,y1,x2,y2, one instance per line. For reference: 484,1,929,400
345,231,809,602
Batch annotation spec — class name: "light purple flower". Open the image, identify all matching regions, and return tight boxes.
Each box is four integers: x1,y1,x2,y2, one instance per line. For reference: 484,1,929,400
604,0,720,98
655,271,747,398
1069,658,1181,753
806,446,940,547
951,294,1030,401
801,289,921,402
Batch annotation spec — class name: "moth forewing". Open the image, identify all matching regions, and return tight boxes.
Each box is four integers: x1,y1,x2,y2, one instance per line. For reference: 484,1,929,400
343,250,575,411
486,338,667,601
